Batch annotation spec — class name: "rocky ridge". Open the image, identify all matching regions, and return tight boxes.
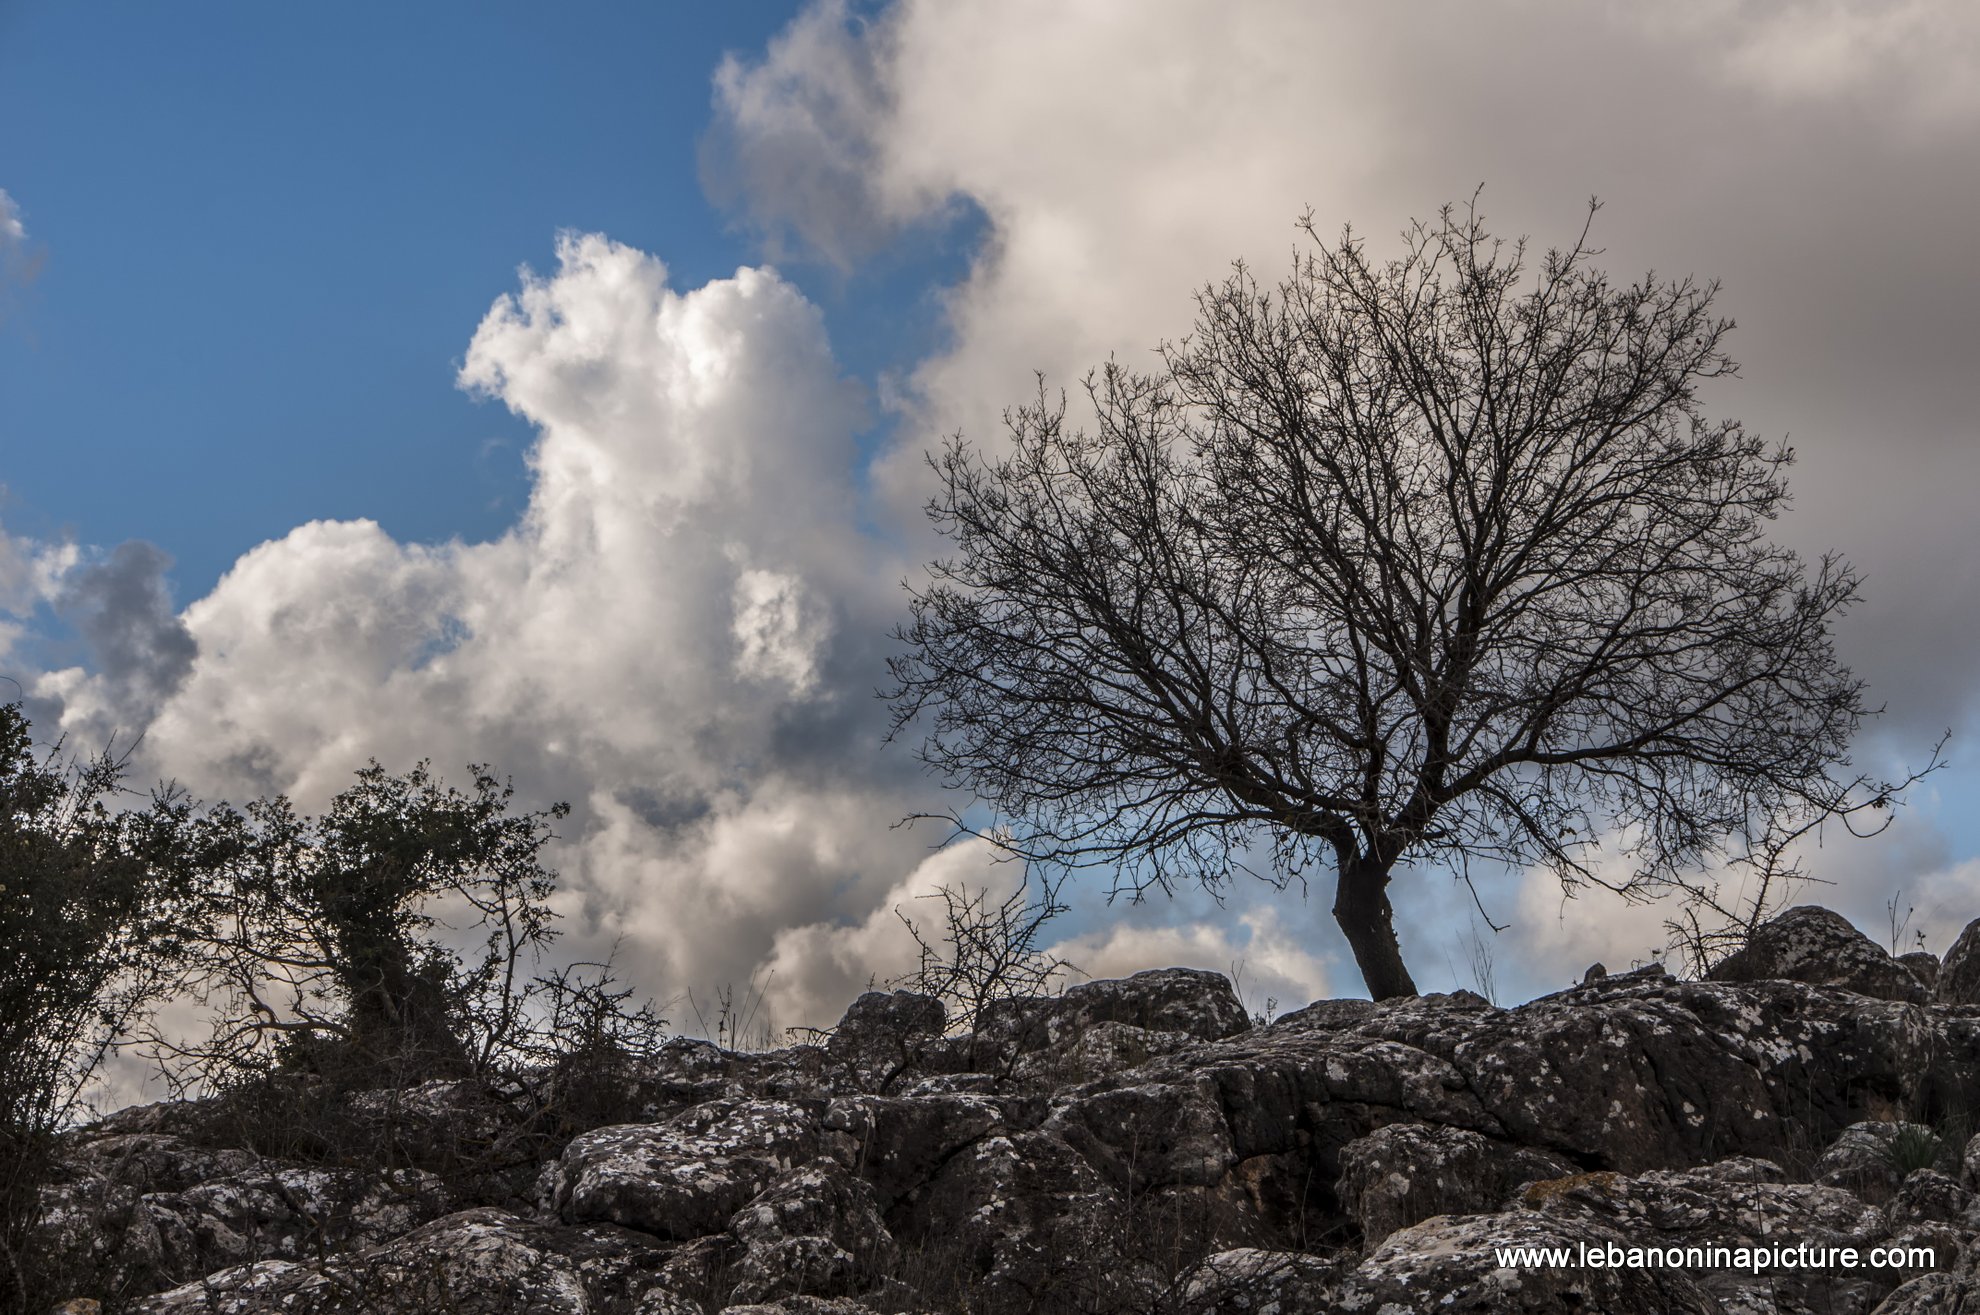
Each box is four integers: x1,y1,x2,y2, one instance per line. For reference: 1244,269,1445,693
30,910,1980,1314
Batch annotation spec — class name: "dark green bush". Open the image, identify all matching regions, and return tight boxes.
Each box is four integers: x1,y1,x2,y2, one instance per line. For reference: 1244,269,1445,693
0,702,205,1312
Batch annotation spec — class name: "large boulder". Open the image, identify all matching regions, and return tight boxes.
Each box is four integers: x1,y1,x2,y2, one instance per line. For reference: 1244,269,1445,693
727,1161,897,1303
132,1208,672,1315
1815,1122,1945,1203
1708,905,1927,1003
542,1099,825,1238
1938,918,1980,1005
821,1091,1008,1212
1336,1123,1573,1244
1901,950,1942,995
905,1128,1157,1310
1050,967,1252,1040
976,967,1251,1060
1331,1210,1720,1313
826,992,946,1089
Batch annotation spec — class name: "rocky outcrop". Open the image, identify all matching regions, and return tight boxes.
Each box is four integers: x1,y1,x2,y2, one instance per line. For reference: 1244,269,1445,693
1938,918,1980,1005
1900,950,1942,994
1336,1123,1574,1244
1707,904,1930,1003
29,905,1980,1314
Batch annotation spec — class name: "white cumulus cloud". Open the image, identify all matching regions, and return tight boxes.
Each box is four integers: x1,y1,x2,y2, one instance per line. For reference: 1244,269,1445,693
46,234,938,1029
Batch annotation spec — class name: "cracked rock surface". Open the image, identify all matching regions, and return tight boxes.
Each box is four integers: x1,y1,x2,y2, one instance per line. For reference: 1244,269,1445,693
24,907,1980,1313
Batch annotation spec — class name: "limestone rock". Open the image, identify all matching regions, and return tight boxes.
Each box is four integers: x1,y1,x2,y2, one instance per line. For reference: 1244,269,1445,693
1333,1211,1720,1313
1708,905,1927,1003
1816,1122,1943,1204
543,1099,824,1238
1888,1168,1968,1227
1901,950,1942,994
825,991,945,1088
727,1160,896,1303
1181,1248,1342,1313
1874,1271,1980,1313
1939,918,1980,1005
976,967,1250,1060
1336,1122,1574,1244
39,938,1980,1313
132,1208,669,1314
1522,1156,1896,1314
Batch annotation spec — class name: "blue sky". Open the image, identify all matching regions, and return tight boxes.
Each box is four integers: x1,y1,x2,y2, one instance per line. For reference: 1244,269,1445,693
0,2,968,599
3,1,1978,1032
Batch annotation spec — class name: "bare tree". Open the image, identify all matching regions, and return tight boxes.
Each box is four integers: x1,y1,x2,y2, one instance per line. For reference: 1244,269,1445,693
889,876,1076,1033
889,197,1919,1000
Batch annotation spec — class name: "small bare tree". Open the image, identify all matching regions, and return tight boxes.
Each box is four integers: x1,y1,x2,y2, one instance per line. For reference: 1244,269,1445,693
890,876,1076,1033
1661,749,1941,976
890,196,1920,1000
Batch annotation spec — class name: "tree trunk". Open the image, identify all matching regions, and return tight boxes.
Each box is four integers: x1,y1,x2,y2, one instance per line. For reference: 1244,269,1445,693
1333,857,1418,1000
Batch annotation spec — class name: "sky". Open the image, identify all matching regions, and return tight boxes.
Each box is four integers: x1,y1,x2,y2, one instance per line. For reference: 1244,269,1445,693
3,0,1979,1048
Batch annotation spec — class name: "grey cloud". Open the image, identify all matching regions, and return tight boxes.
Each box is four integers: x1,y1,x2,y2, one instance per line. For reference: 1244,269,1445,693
703,0,1980,994
700,0,942,268
56,540,198,733
711,0,1980,744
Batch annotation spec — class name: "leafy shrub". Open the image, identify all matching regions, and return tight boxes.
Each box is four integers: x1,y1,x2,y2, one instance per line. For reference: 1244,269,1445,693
0,702,206,1312
154,760,573,1092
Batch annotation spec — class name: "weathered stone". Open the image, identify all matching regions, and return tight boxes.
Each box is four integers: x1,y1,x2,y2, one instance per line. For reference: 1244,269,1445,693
822,1091,1008,1211
1888,1168,1968,1226
1333,1210,1720,1313
1051,967,1251,1040
41,937,1980,1314
1450,979,1781,1170
1011,1020,1196,1085
1816,1122,1943,1204
727,1160,897,1303
976,967,1250,1061
1522,1157,1897,1314
1709,905,1928,1003
544,1099,824,1238
132,1208,669,1314
1045,1071,1238,1193
35,1160,452,1298
1336,1122,1574,1243
1939,918,1980,1005
825,991,946,1089
1901,950,1942,995
1181,1247,1342,1313
904,1128,1150,1309
64,1133,258,1193
1270,996,1378,1030
1873,1271,1980,1313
